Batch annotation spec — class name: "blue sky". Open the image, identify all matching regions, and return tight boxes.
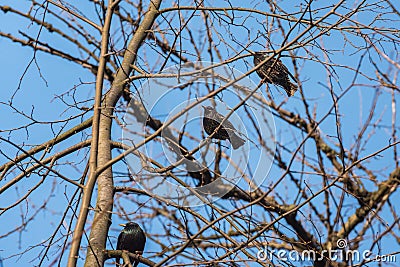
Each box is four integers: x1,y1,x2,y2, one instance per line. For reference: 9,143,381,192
1,1,399,266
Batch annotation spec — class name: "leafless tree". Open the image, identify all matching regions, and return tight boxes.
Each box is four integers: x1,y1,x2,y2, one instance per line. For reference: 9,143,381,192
0,1,399,267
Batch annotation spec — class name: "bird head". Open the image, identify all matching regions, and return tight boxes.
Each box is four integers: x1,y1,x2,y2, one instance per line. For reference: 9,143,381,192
253,51,269,59
202,105,214,113
248,50,268,56
253,51,267,55
120,222,139,229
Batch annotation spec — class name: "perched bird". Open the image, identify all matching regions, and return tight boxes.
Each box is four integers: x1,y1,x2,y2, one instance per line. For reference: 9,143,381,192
116,222,146,267
253,52,298,97
202,106,245,150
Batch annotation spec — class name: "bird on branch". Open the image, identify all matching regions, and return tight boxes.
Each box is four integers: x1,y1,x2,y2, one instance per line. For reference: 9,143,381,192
116,222,146,267
253,52,298,97
202,106,245,150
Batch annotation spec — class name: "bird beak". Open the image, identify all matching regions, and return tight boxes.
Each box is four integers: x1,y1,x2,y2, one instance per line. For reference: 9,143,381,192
201,105,206,109
119,223,126,227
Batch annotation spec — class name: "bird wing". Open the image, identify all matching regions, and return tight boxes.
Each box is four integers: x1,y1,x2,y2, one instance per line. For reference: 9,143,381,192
214,112,236,132
139,233,146,251
116,232,124,250
276,58,297,82
222,118,236,132
276,58,290,74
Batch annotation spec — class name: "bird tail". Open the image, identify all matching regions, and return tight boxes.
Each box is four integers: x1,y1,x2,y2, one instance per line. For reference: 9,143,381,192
230,133,245,149
285,82,298,97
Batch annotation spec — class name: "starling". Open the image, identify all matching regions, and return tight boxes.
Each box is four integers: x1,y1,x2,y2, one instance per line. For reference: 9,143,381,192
253,52,298,97
116,222,146,267
202,106,245,150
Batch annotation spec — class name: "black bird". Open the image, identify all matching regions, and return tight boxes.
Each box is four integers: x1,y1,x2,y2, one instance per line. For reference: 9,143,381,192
202,106,245,150
116,222,146,267
253,52,298,97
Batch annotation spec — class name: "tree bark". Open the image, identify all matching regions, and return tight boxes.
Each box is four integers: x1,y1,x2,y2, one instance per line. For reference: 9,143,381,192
83,1,162,266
